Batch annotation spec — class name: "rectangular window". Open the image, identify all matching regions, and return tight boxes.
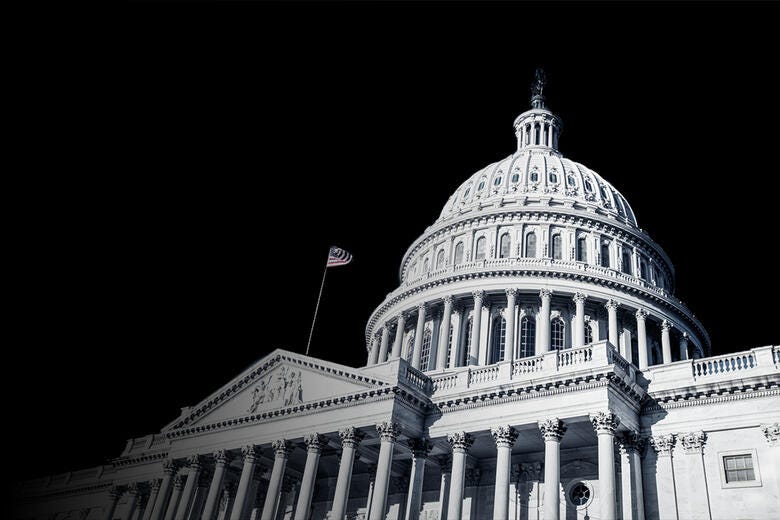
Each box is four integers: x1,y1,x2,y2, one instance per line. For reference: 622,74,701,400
718,448,762,489
724,454,755,483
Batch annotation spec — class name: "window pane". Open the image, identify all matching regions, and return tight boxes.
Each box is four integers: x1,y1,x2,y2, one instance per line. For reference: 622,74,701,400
454,243,464,265
724,455,756,483
475,237,486,260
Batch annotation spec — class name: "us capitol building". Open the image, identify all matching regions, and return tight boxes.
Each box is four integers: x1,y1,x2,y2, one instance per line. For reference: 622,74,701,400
14,74,779,520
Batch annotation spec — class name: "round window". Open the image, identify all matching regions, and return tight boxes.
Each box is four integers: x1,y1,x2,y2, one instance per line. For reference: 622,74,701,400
568,481,593,508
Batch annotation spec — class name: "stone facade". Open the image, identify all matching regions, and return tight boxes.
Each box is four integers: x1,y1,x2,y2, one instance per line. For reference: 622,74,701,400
12,80,779,520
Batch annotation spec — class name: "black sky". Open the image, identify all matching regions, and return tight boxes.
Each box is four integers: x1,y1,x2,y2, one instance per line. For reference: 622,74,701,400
10,1,778,485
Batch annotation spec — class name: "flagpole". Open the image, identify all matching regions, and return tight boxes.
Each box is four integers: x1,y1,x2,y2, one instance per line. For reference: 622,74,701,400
305,259,329,356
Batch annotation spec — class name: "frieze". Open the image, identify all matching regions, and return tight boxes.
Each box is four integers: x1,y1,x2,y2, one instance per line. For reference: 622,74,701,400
247,365,304,413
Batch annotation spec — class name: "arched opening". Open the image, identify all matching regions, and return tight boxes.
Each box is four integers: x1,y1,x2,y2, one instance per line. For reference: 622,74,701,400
551,317,565,351
491,316,507,363
585,322,593,345
500,233,511,259
552,234,563,260
475,236,486,260
519,315,536,358
420,329,432,371
423,258,430,272
600,241,611,268
525,233,537,258
436,249,446,269
406,335,415,363
576,237,587,262
622,249,632,274
454,242,464,265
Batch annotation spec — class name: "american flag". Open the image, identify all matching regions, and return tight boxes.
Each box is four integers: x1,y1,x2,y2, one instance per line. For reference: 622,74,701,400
327,246,353,267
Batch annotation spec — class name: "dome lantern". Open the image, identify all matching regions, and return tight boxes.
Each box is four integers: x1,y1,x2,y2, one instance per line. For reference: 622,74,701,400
514,68,563,152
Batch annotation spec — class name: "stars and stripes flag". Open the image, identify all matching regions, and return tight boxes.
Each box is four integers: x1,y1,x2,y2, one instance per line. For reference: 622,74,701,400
327,246,353,267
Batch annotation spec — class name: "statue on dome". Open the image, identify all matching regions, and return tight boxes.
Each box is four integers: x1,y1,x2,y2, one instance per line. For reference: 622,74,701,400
532,68,546,97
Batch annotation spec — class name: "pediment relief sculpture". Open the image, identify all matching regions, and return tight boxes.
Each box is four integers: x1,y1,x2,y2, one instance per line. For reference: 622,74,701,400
248,366,303,413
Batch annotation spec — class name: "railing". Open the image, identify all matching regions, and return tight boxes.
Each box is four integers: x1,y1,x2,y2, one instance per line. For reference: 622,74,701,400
693,352,756,378
468,364,500,385
430,372,459,392
558,345,593,368
403,365,431,393
607,343,630,372
513,355,544,375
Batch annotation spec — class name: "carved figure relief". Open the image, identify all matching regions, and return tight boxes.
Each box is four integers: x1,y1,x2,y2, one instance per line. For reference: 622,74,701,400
248,366,303,413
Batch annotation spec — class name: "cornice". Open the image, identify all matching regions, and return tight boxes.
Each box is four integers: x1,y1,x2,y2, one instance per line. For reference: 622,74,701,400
111,450,169,469
15,481,114,501
642,383,780,414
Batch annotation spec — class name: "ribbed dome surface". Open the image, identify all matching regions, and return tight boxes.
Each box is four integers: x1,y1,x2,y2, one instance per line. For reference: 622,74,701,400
437,148,637,227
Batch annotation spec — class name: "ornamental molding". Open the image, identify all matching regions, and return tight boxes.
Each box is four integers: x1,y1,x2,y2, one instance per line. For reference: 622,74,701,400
407,438,433,457
680,431,707,454
643,384,780,412
590,411,620,434
760,423,780,446
111,450,169,468
213,449,230,466
271,439,294,457
304,433,328,453
376,421,402,442
339,427,366,448
241,445,262,462
650,434,676,456
167,351,387,432
447,431,474,452
491,425,519,448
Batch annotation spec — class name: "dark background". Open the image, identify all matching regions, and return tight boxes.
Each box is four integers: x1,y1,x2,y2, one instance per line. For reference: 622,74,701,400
10,1,778,484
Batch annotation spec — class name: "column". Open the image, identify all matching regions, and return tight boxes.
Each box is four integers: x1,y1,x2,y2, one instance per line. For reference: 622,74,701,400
369,422,402,520
103,486,121,520
122,484,140,520
412,303,427,370
392,313,406,359
436,456,452,520
538,418,566,520
261,440,292,520
504,289,517,363
229,445,261,520
591,412,620,520
445,432,474,520
404,439,432,520
650,435,678,520
491,426,518,520
294,434,326,520
163,475,185,520
149,460,177,520
449,305,463,368
619,433,645,520
519,125,526,149
573,292,587,347
332,427,365,519
661,320,673,364
679,333,689,360
364,464,377,520
141,479,162,520
276,477,298,520
378,326,390,364
548,123,554,148
202,450,231,520
468,290,485,365
636,309,649,369
368,336,379,366
436,297,454,370
605,299,619,348
538,289,552,354
680,431,712,520
173,455,202,520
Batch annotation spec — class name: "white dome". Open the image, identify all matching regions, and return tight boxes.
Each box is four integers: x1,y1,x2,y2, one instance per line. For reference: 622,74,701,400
437,149,638,227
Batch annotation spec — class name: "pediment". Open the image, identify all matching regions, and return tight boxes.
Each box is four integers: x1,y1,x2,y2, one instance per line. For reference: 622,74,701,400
164,349,390,431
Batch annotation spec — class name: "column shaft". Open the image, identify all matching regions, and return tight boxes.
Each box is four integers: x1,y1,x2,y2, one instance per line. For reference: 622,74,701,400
598,433,617,520
636,310,649,369
539,419,566,520
632,449,646,520
332,428,364,520
369,423,400,520
229,447,259,520
294,435,324,520
141,480,161,520
368,337,379,366
174,458,201,520
679,334,689,360
504,290,517,363
573,293,586,347
261,441,291,520
491,426,517,520
661,321,672,364
445,433,472,520
162,477,184,520
468,292,484,365
437,462,451,520
436,298,453,370
403,441,430,520
606,300,619,348
378,327,390,364
122,489,139,520
538,290,552,353
103,490,120,520
391,314,406,359
202,452,229,520
412,304,426,369
149,467,175,520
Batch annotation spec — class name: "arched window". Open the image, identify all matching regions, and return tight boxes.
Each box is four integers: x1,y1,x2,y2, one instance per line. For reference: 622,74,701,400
576,237,587,262
462,316,473,366
584,179,593,192
463,187,471,199
525,233,537,258
499,233,511,258
420,329,432,371
423,258,430,272
600,241,611,268
640,259,648,280
552,234,563,260
567,174,577,187
493,175,503,186
549,171,558,184
519,315,536,358
530,171,539,182
409,261,417,278
475,236,486,260
454,242,464,265
491,316,507,363
436,249,446,269
622,249,632,274
512,171,520,183
477,178,486,191
406,335,415,363
584,322,593,345
551,317,565,351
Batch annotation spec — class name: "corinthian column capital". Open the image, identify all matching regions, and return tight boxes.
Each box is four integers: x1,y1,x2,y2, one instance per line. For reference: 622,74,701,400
539,288,553,300
407,438,433,458
376,421,402,442
491,425,519,448
339,426,366,448
505,288,518,299
604,299,620,311
472,290,485,303
661,319,674,331
635,308,649,321
213,449,230,466
590,411,620,434
573,292,588,304
680,431,707,454
241,444,262,462
538,418,567,441
304,433,328,453
271,439,294,457
162,459,178,475
650,434,676,456
447,431,474,452
442,295,454,306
